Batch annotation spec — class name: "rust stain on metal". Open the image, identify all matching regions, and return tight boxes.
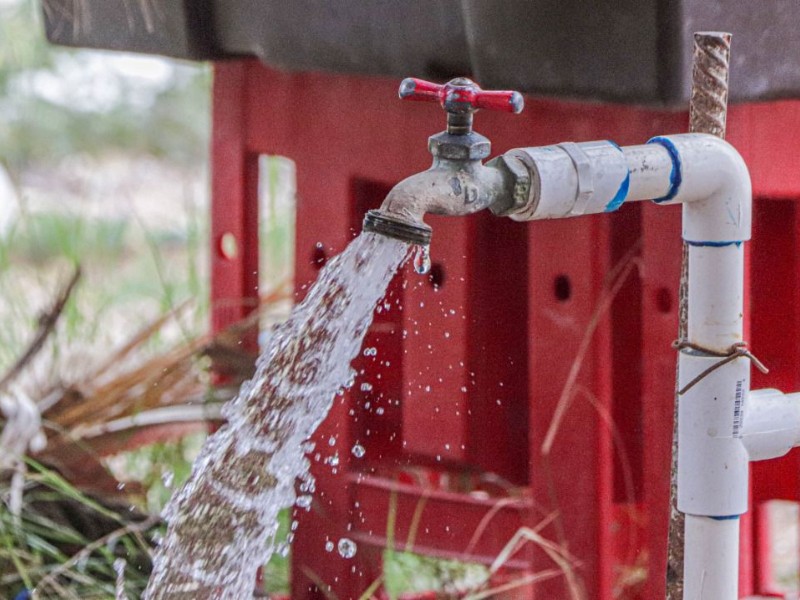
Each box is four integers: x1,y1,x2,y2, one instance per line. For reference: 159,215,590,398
689,32,732,138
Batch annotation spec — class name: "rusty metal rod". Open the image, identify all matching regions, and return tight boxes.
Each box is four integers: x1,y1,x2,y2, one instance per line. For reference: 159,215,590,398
666,30,732,600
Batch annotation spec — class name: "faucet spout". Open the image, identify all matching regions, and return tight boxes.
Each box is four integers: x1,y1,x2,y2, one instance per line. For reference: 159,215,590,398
363,157,510,246
362,76,525,246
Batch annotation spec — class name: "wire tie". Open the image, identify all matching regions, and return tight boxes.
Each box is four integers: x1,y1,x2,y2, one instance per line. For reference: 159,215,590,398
672,339,769,395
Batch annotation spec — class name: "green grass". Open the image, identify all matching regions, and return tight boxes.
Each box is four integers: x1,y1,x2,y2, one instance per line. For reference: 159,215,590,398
0,460,157,599
7,212,129,265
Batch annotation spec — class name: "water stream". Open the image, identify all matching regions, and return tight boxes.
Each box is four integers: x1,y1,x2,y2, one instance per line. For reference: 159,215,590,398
145,232,411,599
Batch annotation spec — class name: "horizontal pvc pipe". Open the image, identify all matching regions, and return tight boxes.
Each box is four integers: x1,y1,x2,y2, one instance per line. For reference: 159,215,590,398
743,389,800,461
507,134,751,243
684,515,739,600
622,143,674,202
507,140,629,220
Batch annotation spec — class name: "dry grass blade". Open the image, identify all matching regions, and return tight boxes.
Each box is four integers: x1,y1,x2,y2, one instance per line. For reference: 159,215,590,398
0,266,81,393
464,567,563,600
32,515,158,598
541,240,643,455
490,526,583,600
301,566,339,600
85,298,195,383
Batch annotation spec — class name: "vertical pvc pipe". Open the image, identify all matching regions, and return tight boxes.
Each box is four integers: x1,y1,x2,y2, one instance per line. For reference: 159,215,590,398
684,515,740,599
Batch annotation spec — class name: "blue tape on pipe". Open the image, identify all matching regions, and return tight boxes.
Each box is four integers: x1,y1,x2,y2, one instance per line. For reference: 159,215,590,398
687,240,743,248
604,140,630,212
709,515,741,521
647,136,682,203
605,172,630,212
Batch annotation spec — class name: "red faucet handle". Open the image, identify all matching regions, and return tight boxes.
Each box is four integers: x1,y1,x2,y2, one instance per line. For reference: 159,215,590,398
399,77,524,115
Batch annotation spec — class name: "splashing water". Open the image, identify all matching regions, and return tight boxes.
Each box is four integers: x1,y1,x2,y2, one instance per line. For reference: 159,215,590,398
337,537,358,559
413,244,431,275
145,233,410,599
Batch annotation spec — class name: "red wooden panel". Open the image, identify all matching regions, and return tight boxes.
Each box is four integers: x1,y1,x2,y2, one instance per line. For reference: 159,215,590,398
402,216,473,464
209,61,800,599
640,202,682,599
210,62,259,342
526,215,613,598
466,212,529,485
350,474,531,568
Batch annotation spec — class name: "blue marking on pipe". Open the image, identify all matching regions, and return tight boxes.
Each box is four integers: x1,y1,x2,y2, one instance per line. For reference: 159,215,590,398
687,240,743,248
603,140,630,212
605,172,630,212
709,515,741,521
647,136,682,203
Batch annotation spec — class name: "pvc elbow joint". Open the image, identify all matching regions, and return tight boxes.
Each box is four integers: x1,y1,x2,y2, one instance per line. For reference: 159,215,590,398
647,134,752,244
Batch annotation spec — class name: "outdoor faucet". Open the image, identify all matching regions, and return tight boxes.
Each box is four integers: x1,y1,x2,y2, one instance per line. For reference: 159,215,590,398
362,77,525,245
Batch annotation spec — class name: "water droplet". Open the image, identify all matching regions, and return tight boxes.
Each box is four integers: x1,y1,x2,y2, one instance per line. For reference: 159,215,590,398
296,495,312,509
413,245,431,275
116,482,126,490
360,382,373,392
291,519,299,531
351,443,366,458
376,407,384,415
328,436,337,447
161,471,174,488
338,537,358,559
325,540,335,552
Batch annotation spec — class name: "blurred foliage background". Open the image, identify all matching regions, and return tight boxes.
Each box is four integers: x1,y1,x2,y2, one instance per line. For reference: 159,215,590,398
0,0,211,177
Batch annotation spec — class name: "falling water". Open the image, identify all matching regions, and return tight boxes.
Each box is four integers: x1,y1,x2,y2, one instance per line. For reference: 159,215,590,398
145,233,410,599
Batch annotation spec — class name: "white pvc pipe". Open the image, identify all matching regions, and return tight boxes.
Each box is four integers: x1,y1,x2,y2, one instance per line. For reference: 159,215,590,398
743,389,800,461
623,143,674,201
505,133,752,600
684,515,740,600
687,243,745,351
508,134,751,240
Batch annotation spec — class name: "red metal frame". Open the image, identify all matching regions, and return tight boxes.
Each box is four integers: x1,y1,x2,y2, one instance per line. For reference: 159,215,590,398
210,59,800,599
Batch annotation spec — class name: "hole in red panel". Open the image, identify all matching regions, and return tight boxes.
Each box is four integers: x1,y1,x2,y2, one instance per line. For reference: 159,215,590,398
554,275,571,302
428,263,445,289
311,243,327,269
218,232,238,260
656,287,673,313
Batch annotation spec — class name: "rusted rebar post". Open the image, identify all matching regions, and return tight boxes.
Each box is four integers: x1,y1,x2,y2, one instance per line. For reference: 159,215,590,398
666,31,732,600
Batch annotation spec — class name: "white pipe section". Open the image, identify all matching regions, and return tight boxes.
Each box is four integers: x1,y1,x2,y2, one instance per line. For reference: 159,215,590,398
502,133,752,600
687,243,745,352
683,514,739,600
507,134,751,241
743,389,800,461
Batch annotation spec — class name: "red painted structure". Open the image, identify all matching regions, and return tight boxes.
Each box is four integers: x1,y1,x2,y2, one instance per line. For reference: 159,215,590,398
210,60,800,599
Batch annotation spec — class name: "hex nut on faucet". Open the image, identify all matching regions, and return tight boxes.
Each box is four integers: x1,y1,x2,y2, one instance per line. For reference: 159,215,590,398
428,131,491,161
486,153,534,217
